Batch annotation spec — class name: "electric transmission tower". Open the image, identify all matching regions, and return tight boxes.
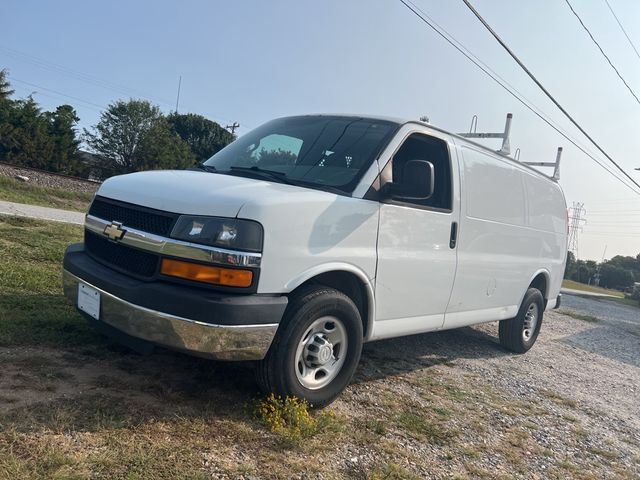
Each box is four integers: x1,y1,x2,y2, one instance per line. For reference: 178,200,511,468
567,202,587,259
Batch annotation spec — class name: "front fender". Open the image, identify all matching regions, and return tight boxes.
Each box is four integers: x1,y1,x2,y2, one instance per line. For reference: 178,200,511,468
284,262,376,341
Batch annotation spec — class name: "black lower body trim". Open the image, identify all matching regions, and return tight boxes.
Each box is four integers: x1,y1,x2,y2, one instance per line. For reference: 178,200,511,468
63,243,287,326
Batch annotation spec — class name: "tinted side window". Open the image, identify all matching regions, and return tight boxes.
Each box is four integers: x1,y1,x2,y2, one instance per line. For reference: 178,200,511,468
391,133,452,210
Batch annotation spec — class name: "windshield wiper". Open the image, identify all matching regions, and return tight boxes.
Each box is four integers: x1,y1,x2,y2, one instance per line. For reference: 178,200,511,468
193,164,217,173
226,166,347,195
228,166,294,184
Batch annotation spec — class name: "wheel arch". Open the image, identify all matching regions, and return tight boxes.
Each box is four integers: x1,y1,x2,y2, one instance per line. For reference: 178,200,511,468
527,269,550,301
285,264,375,341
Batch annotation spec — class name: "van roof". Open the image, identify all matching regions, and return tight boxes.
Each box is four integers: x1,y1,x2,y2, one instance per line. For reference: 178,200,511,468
297,113,557,183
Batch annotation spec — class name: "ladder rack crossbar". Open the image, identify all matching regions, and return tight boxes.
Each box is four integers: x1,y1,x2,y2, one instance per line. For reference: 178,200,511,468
457,113,512,155
455,113,562,181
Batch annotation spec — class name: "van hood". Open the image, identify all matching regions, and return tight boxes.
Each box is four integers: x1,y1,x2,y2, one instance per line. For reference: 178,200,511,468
96,169,338,218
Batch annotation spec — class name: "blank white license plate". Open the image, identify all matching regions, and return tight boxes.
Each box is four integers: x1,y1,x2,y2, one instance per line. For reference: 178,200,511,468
78,282,100,320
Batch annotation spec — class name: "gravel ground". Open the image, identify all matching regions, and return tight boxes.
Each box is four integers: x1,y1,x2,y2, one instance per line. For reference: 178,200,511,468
342,306,640,478
0,162,99,194
562,293,640,329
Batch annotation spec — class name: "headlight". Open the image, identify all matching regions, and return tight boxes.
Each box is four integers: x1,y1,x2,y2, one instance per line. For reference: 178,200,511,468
171,216,263,252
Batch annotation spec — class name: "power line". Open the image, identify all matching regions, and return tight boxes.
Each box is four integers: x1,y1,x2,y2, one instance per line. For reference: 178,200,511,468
604,0,640,62
460,0,640,195
0,44,175,105
400,0,639,195
564,0,640,105
397,0,640,196
0,45,240,127
10,86,104,114
9,77,108,111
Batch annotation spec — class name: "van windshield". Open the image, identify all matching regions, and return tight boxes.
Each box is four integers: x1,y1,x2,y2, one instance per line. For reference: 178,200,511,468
203,116,398,194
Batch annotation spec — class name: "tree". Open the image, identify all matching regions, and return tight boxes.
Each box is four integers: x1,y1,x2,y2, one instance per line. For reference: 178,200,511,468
254,148,297,167
605,255,639,280
167,112,234,163
564,251,576,279
0,69,14,100
0,72,83,175
599,264,634,289
569,258,597,284
0,70,16,160
45,105,81,174
137,118,195,171
84,99,162,175
4,96,54,169
83,100,205,178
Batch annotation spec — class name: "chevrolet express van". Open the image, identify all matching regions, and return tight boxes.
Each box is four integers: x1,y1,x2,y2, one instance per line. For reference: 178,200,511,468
63,115,567,406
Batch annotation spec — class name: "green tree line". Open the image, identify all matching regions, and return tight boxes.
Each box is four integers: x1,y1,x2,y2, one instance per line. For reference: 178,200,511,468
565,251,640,290
0,69,83,175
0,69,234,179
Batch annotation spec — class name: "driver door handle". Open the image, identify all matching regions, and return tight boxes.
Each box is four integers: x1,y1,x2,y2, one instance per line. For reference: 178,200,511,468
449,222,458,249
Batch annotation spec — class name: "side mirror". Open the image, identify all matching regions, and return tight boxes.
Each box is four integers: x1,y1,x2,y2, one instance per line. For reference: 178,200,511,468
384,159,434,201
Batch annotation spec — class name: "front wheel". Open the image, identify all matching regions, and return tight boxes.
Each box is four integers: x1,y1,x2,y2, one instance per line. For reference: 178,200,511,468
499,287,544,353
255,286,363,408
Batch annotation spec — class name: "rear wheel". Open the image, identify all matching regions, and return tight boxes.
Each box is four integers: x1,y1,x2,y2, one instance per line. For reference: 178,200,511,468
255,286,363,408
499,287,544,353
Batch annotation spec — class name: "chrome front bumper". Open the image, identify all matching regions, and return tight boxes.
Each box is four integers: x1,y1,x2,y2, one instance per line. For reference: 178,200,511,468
63,269,278,360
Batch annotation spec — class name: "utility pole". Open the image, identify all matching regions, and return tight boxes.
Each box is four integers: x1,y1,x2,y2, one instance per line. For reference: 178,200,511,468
175,75,182,113
567,202,587,260
226,122,240,134
593,245,607,286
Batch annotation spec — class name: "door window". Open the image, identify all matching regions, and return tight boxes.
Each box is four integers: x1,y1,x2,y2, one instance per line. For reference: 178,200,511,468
386,133,452,211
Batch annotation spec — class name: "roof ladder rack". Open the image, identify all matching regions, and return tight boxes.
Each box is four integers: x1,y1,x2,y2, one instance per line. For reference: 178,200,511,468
522,147,563,181
458,113,512,155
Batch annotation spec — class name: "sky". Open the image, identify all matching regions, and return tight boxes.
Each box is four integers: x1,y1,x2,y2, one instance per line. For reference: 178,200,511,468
2,0,640,261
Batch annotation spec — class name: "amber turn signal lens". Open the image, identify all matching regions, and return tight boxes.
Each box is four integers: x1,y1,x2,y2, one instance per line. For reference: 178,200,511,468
160,258,253,288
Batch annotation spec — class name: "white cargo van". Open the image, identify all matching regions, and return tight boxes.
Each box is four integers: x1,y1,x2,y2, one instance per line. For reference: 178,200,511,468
63,115,567,406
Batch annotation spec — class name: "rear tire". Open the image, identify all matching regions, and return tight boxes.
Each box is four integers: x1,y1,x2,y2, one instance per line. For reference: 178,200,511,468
499,287,544,353
255,286,363,408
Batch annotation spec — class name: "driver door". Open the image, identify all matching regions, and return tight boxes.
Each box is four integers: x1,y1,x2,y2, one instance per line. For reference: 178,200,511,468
372,129,460,339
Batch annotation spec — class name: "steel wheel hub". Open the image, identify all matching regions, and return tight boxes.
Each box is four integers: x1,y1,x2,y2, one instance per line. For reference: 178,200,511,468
295,316,348,390
305,334,334,366
523,303,539,341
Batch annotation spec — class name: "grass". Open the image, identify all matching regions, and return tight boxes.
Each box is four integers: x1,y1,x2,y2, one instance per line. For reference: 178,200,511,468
0,216,105,349
558,309,600,323
391,410,457,445
368,463,422,480
562,279,624,298
0,175,95,212
540,389,578,408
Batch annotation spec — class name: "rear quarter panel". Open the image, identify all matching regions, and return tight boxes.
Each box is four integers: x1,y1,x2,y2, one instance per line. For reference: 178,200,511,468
445,142,566,326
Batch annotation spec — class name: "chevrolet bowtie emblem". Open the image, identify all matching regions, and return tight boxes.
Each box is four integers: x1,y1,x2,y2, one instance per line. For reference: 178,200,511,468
103,221,126,241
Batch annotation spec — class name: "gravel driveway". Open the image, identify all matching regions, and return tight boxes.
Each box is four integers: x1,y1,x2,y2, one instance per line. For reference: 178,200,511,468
346,305,640,477
562,293,640,329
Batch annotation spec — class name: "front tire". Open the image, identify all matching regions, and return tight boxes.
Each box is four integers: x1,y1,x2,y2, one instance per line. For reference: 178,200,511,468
255,286,363,408
499,287,544,353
